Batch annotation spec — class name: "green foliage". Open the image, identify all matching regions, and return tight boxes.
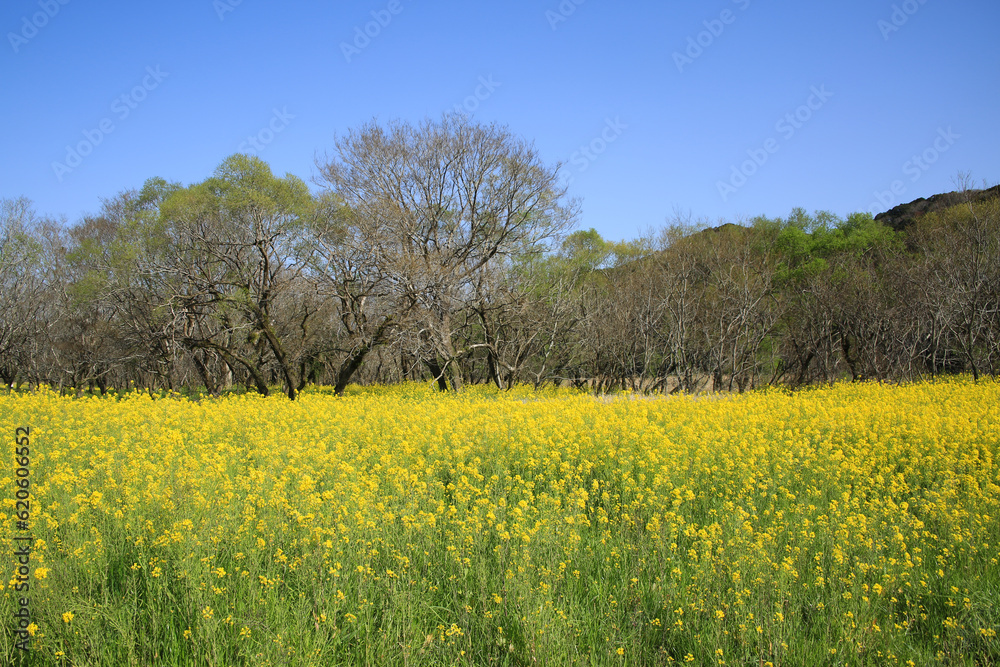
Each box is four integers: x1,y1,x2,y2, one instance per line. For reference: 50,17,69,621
206,153,314,222
559,228,612,270
763,208,901,286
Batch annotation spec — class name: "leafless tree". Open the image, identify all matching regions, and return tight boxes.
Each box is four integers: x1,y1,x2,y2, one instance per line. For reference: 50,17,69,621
316,114,576,390
0,198,45,388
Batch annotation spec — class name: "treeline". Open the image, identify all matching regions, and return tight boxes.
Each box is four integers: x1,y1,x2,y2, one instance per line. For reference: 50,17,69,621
1,116,998,397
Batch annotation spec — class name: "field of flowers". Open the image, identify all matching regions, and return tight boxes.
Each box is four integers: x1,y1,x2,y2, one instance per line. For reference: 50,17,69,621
2,378,999,666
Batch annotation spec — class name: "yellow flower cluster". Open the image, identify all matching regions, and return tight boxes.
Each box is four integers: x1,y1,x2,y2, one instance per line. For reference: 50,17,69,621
0,378,997,665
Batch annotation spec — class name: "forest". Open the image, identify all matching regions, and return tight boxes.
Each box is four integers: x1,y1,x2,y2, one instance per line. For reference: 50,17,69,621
2,116,998,398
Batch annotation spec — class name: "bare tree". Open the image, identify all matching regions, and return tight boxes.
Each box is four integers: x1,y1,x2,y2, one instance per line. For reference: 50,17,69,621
305,193,407,395
699,224,780,391
316,114,576,390
910,182,1000,381
0,198,45,388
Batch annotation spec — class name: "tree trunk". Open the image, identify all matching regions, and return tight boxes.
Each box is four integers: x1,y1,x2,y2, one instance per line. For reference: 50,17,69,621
425,359,450,392
334,345,373,396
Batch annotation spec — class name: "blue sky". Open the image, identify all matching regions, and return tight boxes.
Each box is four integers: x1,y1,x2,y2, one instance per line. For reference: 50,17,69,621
2,0,997,241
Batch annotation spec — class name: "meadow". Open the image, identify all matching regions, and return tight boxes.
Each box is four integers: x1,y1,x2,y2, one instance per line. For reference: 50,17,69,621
1,378,999,666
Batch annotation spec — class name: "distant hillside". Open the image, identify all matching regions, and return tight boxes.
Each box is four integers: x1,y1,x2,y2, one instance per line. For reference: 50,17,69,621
874,185,1000,232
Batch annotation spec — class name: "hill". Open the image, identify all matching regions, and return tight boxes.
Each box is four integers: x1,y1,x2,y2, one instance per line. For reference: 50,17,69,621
874,184,1000,231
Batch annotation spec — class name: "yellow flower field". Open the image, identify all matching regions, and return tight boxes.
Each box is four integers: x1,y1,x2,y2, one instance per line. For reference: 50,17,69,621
2,379,999,665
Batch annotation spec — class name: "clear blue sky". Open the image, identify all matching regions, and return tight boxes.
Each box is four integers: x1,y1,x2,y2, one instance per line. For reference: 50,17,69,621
2,0,998,241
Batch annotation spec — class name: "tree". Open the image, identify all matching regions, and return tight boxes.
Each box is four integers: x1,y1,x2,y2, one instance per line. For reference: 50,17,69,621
306,193,406,395
909,188,1000,380
158,155,316,399
316,114,576,390
0,198,45,388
